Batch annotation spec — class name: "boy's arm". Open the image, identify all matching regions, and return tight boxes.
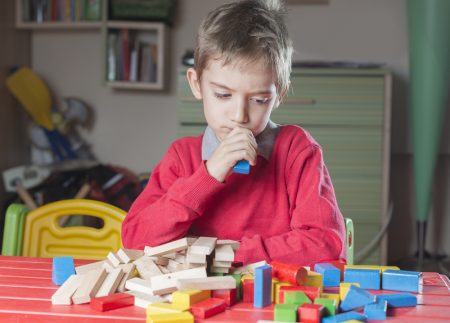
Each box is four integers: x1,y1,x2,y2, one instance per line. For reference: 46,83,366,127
235,144,346,266
121,144,224,249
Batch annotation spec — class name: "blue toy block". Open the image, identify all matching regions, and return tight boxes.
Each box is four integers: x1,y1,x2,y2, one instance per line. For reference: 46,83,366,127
340,285,376,311
382,270,422,293
254,264,272,308
344,268,380,290
322,311,367,323
376,293,417,307
52,256,75,286
314,263,341,287
233,160,250,174
364,299,387,320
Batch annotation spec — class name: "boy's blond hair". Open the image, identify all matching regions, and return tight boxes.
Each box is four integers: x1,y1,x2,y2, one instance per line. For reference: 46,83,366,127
194,0,293,95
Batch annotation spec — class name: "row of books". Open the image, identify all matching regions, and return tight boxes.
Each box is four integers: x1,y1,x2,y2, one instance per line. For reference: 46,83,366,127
107,29,159,83
22,0,102,23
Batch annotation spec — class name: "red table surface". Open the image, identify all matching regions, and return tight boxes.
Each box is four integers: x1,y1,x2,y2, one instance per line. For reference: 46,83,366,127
0,256,449,322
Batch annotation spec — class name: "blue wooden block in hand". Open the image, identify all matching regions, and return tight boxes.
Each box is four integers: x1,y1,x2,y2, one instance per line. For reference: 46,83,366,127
340,284,376,311
364,299,387,320
344,268,380,290
382,270,422,293
314,263,341,287
233,160,250,174
322,311,367,323
376,293,417,307
254,264,272,308
52,256,75,286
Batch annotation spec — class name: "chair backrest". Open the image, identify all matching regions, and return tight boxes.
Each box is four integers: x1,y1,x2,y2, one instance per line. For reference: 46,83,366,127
1,204,29,256
21,199,126,260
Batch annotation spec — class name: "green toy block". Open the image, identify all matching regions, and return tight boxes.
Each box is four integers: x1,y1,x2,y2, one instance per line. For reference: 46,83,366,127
284,291,312,305
231,274,243,301
274,304,298,322
314,298,337,316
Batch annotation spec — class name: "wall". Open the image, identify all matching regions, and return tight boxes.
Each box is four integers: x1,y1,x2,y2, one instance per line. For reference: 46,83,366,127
30,0,449,263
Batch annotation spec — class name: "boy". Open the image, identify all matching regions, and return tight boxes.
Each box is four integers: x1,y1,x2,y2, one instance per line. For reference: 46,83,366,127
122,0,346,265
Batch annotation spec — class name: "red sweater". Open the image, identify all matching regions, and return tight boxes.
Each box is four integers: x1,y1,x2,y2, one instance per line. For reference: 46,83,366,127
122,125,346,265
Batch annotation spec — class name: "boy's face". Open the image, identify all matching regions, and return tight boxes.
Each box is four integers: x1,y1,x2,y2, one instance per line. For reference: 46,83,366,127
187,57,283,141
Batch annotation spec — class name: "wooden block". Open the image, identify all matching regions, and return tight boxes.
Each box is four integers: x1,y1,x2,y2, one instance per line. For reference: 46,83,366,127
90,292,134,312
339,282,360,300
147,302,185,315
284,291,312,305
150,266,207,294
159,265,172,274
161,253,177,259
212,288,237,306
274,303,298,322
216,239,240,251
149,256,170,266
232,260,267,275
382,270,422,293
107,251,122,267
117,248,144,263
147,312,194,323
298,303,325,323
134,256,162,280
212,260,233,268
72,268,108,304
52,256,75,286
190,236,217,255
314,263,340,287
243,278,255,303
214,244,234,262
172,290,211,310
125,277,153,295
254,265,272,308
314,297,337,316
51,274,83,305
75,260,105,275
320,293,340,309
144,238,189,256
340,285,376,312
271,260,308,285
344,268,381,290
186,249,207,264
274,282,293,304
102,259,116,273
176,276,236,291
127,291,169,308
279,285,320,303
95,267,125,297
345,264,400,273
304,270,323,291
117,263,136,292
190,297,226,319
210,266,229,274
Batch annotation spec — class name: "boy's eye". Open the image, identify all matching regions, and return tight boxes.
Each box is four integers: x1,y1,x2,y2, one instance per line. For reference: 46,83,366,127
251,97,271,104
214,92,231,99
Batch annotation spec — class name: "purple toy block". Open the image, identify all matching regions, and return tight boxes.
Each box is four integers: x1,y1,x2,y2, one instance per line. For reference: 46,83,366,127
344,268,380,290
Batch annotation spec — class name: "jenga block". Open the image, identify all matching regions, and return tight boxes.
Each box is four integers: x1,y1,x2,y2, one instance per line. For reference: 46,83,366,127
102,259,116,273
149,256,170,266
216,239,240,250
96,267,125,297
190,297,226,319
107,251,122,267
75,260,105,275
340,285,376,312
176,276,236,291
147,302,185,315
314,263,341,287
147,312,194,323
271,261,308,285
125,277,155,295
364,299,387,320
52,256,75,285
151,266,207,293
173,254,186,264
134,256,163,280
127,291,169,308
212,288,236,306
274,304,297,322
186,236,198,245
376,293,417,307
161,253,177,259
190,237,217,255
339,282,360,300
210,266,229,273
144,238,189,256
51,274,83,305
232,261,267,275
117,248,144,263
298,303,324,323
159,265,172,274
382,270,423,293
90,292,134,312
214,244,234,262
117,263,136,292
171,290,211,310
72,268,108,304
212,260,233,268
186,249,207,264
344,268,381,290
254,264,272,308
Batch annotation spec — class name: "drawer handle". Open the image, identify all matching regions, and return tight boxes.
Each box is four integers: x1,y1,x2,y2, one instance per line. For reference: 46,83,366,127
284,98,316,105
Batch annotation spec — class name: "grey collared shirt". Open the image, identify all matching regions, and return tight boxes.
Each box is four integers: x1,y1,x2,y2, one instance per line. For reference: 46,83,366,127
201,120,281,161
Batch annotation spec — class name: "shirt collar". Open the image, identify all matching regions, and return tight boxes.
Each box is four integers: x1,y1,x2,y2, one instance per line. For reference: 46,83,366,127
201,120,280,161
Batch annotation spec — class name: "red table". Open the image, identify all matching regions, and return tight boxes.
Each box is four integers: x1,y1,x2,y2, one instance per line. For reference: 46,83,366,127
0,256,449,322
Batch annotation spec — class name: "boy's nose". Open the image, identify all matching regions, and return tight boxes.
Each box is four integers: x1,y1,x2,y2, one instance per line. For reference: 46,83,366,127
231,98,249,124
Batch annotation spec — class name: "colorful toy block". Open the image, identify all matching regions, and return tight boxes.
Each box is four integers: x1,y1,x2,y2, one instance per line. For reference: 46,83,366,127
322,311,366,323
189,297,226,319
52,256,75,285
304,270,323,290
147,303,185,315
279,285,320,303
344,268,380,290
274,281,293,304
382,270,423,293
364,299,387,320
147,312,194,323
284,291,311,305
212,288,236,306
271,260,308,285
345,264,400,272
171,290,211,310
254,264,272,308
376,293,417,307
274,303,298,322
314,263,341,287
90,292,134,312
321,293,340,308
231,274,243,301
340,285,376,311
233,160,250,174
242,278,254,303
298,303,324,323
314,297,337,316
339,282,360,300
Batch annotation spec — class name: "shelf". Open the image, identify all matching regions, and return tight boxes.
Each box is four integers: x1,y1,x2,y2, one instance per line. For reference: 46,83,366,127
106,80,163,90
16,21,102,29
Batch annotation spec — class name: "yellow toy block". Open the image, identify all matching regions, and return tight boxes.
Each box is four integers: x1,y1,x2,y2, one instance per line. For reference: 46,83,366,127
321,292,340,308
274,281,293,304
344,265,400,273
339,282,360,300
171,290,211,310
241,274,254,282
271,278,279,303
304,271,323,291
147,303,185,316
147,311,194,323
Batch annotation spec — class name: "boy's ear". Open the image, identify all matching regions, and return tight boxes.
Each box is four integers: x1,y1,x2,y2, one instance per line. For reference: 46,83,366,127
186,68,203,100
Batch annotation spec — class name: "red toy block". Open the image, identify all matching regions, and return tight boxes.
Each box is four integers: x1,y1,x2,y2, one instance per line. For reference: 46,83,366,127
190,297,227,319
243,279,254,303
298,303,324,323
90,292,134,312
212,288,237,306
271,261,308,285
279,285,320,303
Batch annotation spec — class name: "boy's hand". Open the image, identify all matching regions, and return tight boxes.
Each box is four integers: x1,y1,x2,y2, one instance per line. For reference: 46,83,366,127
206,127,257,182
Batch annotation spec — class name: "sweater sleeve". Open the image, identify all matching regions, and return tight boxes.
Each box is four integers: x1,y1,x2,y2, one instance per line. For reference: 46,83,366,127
121,143,224,249
235,143,346,266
